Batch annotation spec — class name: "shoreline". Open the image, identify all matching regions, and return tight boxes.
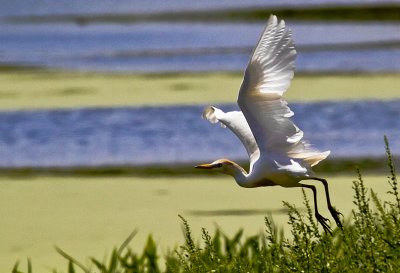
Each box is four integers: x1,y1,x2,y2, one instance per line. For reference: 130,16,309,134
0,156,395,177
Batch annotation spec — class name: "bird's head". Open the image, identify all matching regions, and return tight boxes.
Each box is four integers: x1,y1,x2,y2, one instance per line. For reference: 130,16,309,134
195,159,245,176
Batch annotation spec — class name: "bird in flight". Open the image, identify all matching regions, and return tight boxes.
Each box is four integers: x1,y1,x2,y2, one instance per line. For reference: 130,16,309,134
195,15,342,233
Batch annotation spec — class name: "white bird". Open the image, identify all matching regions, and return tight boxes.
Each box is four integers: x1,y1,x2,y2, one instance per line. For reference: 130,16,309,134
195,15,342,232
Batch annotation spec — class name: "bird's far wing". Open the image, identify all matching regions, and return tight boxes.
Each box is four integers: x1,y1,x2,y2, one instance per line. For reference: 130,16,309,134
202,106,260,165
237,15,329,164
240,15,296,98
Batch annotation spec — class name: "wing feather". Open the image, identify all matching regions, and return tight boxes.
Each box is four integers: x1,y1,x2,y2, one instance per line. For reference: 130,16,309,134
237,15,329,165
202,106,260,168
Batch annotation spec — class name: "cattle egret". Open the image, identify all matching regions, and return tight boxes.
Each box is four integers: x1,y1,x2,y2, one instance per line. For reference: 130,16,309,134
195,15,342,233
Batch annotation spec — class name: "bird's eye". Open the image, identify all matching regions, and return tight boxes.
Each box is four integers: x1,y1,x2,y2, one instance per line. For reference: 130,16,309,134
216,163,223,168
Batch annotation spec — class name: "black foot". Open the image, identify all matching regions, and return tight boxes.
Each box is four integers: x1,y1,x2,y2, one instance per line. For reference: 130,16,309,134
316,213,332,234
329,207,343,229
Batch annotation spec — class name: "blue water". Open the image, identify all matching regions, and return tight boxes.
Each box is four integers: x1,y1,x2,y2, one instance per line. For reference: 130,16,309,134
1,1,399,169
1,22,399,73
0,101,399,168
1,0,399,17
1,0,400,73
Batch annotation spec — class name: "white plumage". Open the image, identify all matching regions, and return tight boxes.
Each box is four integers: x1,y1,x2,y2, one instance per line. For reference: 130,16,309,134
196,15,341,233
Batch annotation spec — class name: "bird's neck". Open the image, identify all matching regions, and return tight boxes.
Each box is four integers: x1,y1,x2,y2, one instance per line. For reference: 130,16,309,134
227,161,249,187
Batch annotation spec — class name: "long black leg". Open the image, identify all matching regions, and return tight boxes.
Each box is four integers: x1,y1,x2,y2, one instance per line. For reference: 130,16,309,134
301,184,332,234
306,177,343,229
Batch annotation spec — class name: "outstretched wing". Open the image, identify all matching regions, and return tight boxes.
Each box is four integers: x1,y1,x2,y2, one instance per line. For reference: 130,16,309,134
238,15,329,166
202,106,260,168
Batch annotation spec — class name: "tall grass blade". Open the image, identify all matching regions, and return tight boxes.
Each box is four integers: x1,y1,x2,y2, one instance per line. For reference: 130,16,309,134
90,258,107,272
12,261,22,273
143,236,160,273
55,246,90,273
67,261,75,273
118,228,138,254
27,258,32,273
108,250,118,273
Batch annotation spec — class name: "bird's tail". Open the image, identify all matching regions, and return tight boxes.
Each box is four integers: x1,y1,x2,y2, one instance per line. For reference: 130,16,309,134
289,150,330,167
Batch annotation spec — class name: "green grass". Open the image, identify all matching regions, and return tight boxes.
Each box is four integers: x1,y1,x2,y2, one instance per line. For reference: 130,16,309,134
7,137,400,272
0,155,395,177
0,70,399,110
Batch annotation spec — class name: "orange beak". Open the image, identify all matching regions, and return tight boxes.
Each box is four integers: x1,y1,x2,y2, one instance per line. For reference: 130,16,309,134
194,163,215,169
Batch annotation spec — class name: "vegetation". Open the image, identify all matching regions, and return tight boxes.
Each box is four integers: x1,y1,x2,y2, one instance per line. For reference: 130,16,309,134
1,70,399,110
0,155,396,177
11,136,400,272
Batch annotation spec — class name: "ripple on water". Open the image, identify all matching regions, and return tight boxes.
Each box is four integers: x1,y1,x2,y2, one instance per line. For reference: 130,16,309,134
0,100,399,168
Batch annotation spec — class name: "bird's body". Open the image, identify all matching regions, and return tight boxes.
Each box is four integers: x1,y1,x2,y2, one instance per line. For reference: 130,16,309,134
203,156,308,189
195,15,342,232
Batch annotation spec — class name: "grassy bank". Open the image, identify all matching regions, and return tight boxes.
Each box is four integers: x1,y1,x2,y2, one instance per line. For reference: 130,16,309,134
0,155,396,177
0,70,399,110
0,173,392,272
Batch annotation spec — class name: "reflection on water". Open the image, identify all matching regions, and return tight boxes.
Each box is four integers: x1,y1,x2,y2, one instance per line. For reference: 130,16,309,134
0,100,399,168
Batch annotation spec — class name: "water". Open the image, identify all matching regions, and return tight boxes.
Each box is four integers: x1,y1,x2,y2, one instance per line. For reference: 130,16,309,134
1,0,400,73
1,1,399,169
1,22,399,73
0,101,399,168
1,0,399,17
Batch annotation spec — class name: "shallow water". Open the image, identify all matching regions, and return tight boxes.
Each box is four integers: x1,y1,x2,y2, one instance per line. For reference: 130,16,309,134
1,22,399,73
1,0,398,17
2,0,400,72
0,22,400,72
0,100,399,168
